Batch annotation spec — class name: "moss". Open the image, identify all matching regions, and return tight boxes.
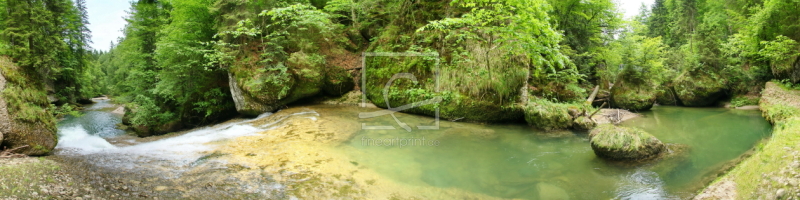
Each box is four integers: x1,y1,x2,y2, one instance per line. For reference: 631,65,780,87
322,66,354,96
655,85,680,106
730,95,760,107
523,98,575,131
0,56,57,156
572,116,596,131
673,71,727,107
610,80,658,111
589,124,665,160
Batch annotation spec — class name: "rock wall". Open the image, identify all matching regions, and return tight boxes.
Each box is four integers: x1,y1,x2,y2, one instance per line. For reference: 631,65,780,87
0,56,57,155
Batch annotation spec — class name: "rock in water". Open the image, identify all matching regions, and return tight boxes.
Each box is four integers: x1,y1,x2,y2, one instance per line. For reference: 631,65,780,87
537,182,570,200
0,56,57,155
524,98,574,131
673,71,726,107
589,124,665,160
572,116,596,131
610,80,658,111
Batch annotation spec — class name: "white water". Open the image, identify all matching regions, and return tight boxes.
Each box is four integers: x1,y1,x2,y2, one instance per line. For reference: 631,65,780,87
55,100,291,169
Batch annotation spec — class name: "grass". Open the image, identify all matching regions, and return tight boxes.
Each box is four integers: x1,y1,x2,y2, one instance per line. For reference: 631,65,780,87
701,81,800,199
590,124,655,151
524,98,579,131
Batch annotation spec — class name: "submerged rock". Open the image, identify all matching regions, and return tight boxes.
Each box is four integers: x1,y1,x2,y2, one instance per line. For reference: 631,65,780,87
0,56,57,155
673,71,726,107
589,124,665,161
537,182,570,200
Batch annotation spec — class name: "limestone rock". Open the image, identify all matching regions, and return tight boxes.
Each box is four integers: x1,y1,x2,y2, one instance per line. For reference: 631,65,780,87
673,71,726,107
610,80,657,111
0,56,57,155
589,124,665,160
524,99,573,131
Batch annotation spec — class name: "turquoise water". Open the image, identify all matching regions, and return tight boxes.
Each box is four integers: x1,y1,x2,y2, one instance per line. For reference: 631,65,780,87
342,106,772,199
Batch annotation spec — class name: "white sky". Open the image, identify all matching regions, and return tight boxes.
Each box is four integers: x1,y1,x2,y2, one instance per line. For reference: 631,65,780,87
84,0,655,51
86,0,130,52
618,0,656,19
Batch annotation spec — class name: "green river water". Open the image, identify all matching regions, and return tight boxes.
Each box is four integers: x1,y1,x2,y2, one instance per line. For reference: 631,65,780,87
55,101,771,199
341,106,771,199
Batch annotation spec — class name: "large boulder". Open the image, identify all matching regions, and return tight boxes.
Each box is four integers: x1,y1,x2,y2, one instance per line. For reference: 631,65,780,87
524,98,574,131
673,71,726,107
610,80,657,111
0,56,57,155
770,55,800,84
655,86,680,106
589,124,665,160
229,51,355,116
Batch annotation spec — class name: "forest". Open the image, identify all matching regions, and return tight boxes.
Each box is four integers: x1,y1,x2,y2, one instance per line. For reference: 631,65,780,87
0,0,800,133
1,0,800,199
0,0,798,150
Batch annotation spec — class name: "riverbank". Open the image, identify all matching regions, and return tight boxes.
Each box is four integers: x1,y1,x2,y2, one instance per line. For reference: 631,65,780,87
696,82,800,199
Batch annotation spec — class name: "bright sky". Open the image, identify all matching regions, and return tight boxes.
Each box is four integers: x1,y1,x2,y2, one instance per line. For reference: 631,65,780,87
85,0,654,51
86,0,130,52
618,0,656,19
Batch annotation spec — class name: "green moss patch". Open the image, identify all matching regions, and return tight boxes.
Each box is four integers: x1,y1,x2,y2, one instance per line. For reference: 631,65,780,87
0,56,57,155
610,80,658,111
589,124,665,160
524,98,575,131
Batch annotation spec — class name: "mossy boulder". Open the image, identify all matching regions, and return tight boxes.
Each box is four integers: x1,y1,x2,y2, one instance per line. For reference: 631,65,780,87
0,56,57,156
524,99,574,131
655,86,680,106
572,116,596,131
610,80,657,111
673,71,726,107
229,50,356,116
589,124,665,160
770,55,800,84
322,66,355,96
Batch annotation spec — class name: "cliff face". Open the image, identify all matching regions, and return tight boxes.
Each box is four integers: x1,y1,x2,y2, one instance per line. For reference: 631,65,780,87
0,56,57,156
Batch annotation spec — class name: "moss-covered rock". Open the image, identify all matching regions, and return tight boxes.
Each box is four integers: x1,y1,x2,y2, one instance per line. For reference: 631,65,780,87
673,71,727,107
572,116,596,131
0,56,57,156
770,55,800,84
610,80,658,111
589,124,665,161
524,98,574,131
322,65,355,96
655,86,680,106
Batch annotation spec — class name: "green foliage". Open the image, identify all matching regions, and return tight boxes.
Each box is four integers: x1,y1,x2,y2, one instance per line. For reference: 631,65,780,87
730,96,760,107
51,103,84,118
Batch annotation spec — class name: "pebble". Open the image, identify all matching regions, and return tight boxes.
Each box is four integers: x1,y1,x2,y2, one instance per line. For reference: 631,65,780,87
777,189,786,198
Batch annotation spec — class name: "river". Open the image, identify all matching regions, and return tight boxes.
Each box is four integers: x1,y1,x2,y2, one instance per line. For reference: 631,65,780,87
53,100,772,199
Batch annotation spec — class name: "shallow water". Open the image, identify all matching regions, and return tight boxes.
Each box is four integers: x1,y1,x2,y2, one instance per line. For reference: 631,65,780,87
54,102,771,199
341,106,772,199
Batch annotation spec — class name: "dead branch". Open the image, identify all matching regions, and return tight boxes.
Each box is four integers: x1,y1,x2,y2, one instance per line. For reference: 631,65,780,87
0,145,29,158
